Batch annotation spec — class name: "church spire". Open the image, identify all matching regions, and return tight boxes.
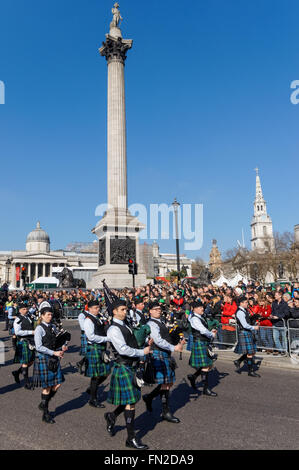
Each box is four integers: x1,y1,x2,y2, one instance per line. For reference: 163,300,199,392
254,168,267,217
251,168,275,252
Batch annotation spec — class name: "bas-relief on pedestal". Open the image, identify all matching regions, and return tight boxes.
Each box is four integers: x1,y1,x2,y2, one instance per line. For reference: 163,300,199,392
90,4,147,289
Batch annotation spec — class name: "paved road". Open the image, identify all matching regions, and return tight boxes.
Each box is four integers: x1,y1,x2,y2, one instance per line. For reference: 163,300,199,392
0,320,299,450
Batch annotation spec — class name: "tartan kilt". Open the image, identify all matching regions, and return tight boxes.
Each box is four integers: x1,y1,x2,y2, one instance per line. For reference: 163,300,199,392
80,333,88,356
32,353,65,388
85,343,112,378
189,339,213,369
13,340,35,365
107,363,141,406
151,349,176,385
187,334,194,351
234,330,257,355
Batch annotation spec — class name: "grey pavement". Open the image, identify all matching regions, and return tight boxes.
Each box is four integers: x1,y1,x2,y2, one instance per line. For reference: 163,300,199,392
0,320,299,450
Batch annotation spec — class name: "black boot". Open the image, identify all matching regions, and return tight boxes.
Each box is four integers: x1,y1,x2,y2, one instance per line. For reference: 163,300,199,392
201,371,217,397
76,358,86,375
187,368,201,390
234,354,246,374
41,395,55,424
247,360,260,378
104,412,116,437
22,368,32,390
143,385,161,412
88,377,105,408
161,390,180,423
124,409,149,450
12,367,22,384
39,393,49,411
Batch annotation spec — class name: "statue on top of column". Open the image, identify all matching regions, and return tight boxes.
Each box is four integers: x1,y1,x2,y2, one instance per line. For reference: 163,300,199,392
110,3,123,29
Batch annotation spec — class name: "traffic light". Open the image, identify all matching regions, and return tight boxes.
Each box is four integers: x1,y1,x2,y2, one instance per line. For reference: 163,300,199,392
21,266,26,281
128,258,134,275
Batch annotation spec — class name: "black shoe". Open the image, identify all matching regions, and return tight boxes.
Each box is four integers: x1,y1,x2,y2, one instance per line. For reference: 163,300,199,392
143,394,153,412
248,371,260,378
187,374,197,390
12,371,21,384
85,387,91,394
88,399,105,408
38,402,46,411
126,438,149,450
24,382,32,390
104,412,116,436
203,387,218,397
162,411,180,423
76,361,83,375
42,412,55,424
233,360,242,373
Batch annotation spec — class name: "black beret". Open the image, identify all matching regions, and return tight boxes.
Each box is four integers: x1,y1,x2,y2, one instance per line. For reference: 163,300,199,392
40,307,53,315
112,299,127,310
18,304,28,310
239,296,248,304
88,300,100,308
134,297,144,305
191,300,204,309
148,301,161,310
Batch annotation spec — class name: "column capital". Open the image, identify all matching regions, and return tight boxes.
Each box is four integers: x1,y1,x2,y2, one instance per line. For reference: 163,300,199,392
99,35,133,65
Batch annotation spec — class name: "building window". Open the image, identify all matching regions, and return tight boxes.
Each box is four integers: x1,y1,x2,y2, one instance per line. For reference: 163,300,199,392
263,226,267,236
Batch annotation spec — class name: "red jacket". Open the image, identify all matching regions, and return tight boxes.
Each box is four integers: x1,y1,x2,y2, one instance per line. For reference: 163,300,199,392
221,301,237,325
258,305,272,327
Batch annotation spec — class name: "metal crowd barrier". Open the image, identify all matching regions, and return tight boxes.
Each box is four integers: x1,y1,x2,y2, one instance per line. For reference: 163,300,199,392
62,306,81,319
213,324,238,350
288,319,299,361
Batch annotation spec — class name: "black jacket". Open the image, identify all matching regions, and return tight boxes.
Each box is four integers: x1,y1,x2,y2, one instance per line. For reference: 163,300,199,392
271,299,290,327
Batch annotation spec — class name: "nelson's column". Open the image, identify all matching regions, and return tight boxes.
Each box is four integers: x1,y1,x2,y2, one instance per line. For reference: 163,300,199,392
90,3,147,288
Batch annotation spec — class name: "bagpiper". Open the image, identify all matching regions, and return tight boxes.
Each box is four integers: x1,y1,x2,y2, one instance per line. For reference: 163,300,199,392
84,300,112,408
105,299,152,450
76,310,88,375
143,301,185,423
32,307,67,423
233,296,260,377
12,304,35,389
187,301,218,396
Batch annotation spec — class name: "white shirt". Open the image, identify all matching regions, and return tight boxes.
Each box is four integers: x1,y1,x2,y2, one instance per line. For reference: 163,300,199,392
189,313,214,340
84,313,107,345
147,317,175,353
107,318,144,358
14,315,34,337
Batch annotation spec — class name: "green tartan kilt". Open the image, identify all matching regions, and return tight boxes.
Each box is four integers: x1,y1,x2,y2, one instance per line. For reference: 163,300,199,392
85,343,112,378
107,363,141,406
14,340,35,365
189,339,213,369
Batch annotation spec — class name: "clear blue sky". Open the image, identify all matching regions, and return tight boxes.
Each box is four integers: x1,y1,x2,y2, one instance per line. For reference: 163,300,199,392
0,0,298,261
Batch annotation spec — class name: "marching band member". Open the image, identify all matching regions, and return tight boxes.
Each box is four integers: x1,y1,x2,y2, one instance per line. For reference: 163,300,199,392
143,301,185,423
76,310,88,375
187,301,218,396
234,296,260,377
84,300,112,408
12,304,35,389
33,307,67,423
105,299,152,450
128,297,147,326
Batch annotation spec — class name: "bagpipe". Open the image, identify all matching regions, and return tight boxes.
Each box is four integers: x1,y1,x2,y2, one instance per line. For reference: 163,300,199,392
54,329,71,350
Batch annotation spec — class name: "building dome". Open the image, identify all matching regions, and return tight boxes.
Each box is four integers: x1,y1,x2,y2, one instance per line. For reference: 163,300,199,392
26,222,50,253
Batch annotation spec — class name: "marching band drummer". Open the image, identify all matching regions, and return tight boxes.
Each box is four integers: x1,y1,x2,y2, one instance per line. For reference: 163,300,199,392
32,307,67,424
187,301,218,396
12,303,35,389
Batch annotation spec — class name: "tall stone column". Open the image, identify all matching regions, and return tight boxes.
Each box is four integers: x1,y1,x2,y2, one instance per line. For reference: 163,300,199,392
90,4,147,289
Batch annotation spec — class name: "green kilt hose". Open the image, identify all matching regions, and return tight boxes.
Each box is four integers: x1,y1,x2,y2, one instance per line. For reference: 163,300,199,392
32,353,65,388
85,343,112,378
151,349,176,385
80,332,88,356
14,339,35,365
189,339,213,369
234,330,257,355
107,363,141,406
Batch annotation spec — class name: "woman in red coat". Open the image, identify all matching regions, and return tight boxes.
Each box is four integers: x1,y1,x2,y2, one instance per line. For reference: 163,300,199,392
220,295,237,348
257,296,273,353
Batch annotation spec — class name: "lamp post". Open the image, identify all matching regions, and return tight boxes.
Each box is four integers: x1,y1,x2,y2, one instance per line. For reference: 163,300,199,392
172,198,181,281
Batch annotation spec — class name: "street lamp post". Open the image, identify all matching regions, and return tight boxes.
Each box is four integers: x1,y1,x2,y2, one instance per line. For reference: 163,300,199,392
5,259,12,284
172,198,181,281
